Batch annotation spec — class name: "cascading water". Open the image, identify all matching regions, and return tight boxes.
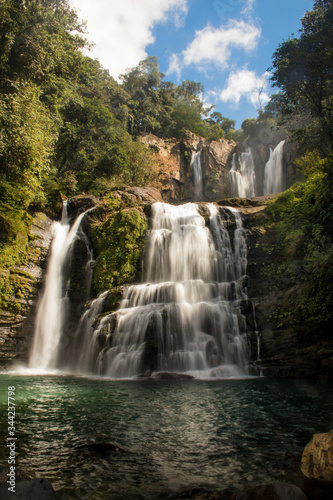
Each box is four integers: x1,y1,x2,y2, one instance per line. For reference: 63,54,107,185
191,150,204,201
263,140,285,195
64,291,109,373
229,148,256,198
93,202,249,379
29,203,93,370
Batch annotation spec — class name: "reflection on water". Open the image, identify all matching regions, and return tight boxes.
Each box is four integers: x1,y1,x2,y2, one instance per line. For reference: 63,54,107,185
0,375,332,499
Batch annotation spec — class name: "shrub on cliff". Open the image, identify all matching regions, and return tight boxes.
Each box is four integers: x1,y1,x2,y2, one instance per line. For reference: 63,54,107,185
264,153,333,332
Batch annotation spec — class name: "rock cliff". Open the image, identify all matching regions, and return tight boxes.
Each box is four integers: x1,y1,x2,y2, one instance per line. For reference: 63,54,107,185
140,131,298,201
221,196,333,379
140,131,236,201
0,213,53,367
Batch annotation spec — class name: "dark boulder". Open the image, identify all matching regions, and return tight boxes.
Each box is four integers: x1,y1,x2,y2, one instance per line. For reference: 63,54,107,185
0,478,56,500
67,194,99,217
232,481,308,500
152,372,194,380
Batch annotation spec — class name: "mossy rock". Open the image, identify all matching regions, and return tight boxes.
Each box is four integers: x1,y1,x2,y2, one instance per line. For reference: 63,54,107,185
91,205,148,294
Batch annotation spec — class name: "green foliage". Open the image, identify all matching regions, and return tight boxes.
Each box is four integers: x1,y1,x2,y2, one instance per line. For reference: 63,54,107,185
91,201,148,293
270,0,333,153
0,83,55,208
225,128,244,142
0,209,31,265
0,207,35,312
118,57,235,140
263,154,333,328
240,113,285,144
0,0,87,87
0,0,238,230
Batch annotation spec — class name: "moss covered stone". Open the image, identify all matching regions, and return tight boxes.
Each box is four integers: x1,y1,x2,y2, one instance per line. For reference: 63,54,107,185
91,198,148,295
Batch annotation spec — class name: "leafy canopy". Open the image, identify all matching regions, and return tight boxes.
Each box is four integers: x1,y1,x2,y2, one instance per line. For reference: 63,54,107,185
270,0,333,153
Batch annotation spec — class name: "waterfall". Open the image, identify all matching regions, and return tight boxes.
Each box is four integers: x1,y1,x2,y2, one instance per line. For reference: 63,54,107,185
95,202,249,379
191,150,204,201
229,149,256,198
65,291,109,373
29,203,93,370
263,140,285,195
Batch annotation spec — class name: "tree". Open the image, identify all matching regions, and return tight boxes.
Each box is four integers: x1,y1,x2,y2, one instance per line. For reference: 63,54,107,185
0,83,55,209
241,118,258,137
209,112,236,134
119,57,165,134
0,0,88,84
270,0,333,153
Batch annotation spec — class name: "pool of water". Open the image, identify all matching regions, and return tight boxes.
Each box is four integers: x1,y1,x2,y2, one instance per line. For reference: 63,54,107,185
0,374,332,499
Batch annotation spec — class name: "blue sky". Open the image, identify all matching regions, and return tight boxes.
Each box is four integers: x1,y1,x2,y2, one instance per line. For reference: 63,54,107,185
70,0,314,128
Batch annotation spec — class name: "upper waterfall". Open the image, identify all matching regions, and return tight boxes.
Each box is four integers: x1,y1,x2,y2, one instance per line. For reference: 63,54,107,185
229,148,256,198
263,140,285,195
191,150,204,201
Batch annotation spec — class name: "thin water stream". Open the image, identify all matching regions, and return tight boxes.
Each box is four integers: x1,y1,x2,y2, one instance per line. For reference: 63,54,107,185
191,150,203,201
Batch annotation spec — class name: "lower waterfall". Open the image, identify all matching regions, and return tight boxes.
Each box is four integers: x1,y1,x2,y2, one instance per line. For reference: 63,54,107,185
91,202,249,379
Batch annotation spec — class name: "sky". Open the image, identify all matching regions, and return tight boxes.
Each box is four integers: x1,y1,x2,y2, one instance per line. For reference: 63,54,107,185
69,0,314,128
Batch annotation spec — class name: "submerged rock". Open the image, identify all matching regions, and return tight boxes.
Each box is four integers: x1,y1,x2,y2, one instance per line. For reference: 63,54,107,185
0,478,56,500
301,429,333,500
74,442,131,459
232,481,308,500
158,485,226,499
152,372,195,380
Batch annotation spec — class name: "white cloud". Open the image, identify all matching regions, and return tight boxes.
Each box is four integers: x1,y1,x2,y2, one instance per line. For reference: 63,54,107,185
168,53,182,80
241,0,256,16
168,19,261,77
219,68,270,108
69,0,188,79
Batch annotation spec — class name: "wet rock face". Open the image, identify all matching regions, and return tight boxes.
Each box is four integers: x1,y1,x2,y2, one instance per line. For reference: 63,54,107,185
180,133,236,200
0,213,53,368
67,194,99,217
212,197,333,379
139,132,236,201
201,140,236,200
301,429,333,500
113,186,163,204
